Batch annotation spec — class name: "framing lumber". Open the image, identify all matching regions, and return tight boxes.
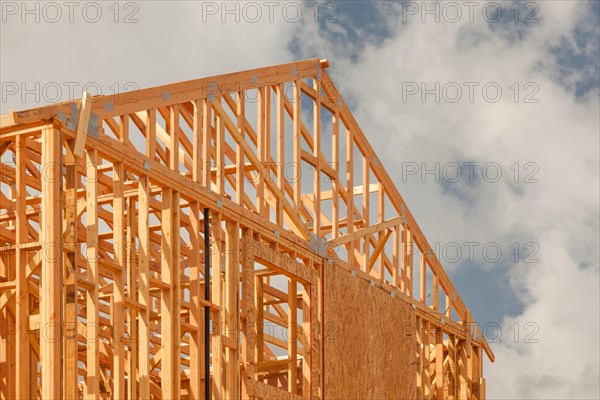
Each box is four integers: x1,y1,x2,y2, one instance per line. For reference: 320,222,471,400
0,58,493,400
40,126,61,400
15,135,29,399
73,91,92,158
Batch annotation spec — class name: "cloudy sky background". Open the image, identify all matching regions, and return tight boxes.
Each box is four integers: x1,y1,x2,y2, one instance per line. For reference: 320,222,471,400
2,1,599,398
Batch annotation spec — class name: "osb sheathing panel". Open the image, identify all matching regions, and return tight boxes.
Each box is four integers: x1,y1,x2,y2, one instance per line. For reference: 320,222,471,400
324,265,417,399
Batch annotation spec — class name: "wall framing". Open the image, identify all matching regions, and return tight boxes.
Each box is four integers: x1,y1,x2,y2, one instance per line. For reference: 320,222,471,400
0,58,493,399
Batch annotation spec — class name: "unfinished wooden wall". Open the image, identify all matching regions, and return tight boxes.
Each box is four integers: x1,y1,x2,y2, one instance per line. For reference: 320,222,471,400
324,263,416,399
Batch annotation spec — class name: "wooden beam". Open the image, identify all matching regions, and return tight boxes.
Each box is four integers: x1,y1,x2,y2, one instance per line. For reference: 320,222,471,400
172,190,181,397
403,225,413,297
241,229,253,400
236,92,246,205
202,99,212,188
293,81,301,212
63,139,78,399
126,195,138,400
436,328,444,400
329,216,402,247
313,77,321,236
458,340,468,400
0,140,11,156
423,320,431,399
192,100,202,183
433,272,440,311
85,148,100,399
346,127,355,267
224,221,240,399
392,225,400,288
137,175,151,398
416,317,423,399
40,126,61,399
255,274,264,364
73,91,92,158
146,109,156,160
367,229,391,271
288,278,297,393
0,254,15,399
15,134,30,399
211,211,223,399
160,187,175,399
420,252,427,303
169,105,180,172
0,111,17,128
112,162,126,399
275,85,285,226
301,283,311,396
448,334,457,400
331,109,340,239
362,158,370,272
215,104,225,195
188,201,204,400
377,183,385,280
257,87,267,217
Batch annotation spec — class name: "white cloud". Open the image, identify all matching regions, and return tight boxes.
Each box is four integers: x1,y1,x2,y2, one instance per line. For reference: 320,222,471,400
0,1,300,110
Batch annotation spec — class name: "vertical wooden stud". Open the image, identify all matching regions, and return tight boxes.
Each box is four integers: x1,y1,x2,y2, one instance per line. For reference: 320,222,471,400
313,78,321,235
236,91,246,205
288,278,297,393
160,187,174,398
224,221,240,399
189,201,204,399
63,139,78,399
137,175,151,400
15,135,30,399
331,109,340,239
436,328,444,400
40,127,61,400
293,81,302,212
276,85,285,226
112,162,125,400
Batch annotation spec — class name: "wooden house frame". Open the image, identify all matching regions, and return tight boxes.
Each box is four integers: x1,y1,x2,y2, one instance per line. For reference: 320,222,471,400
0,58,493,399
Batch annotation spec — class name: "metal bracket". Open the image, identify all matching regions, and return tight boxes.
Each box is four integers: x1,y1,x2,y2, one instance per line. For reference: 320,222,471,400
88,113,99,138
67,102,78,131
309,232,328,258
